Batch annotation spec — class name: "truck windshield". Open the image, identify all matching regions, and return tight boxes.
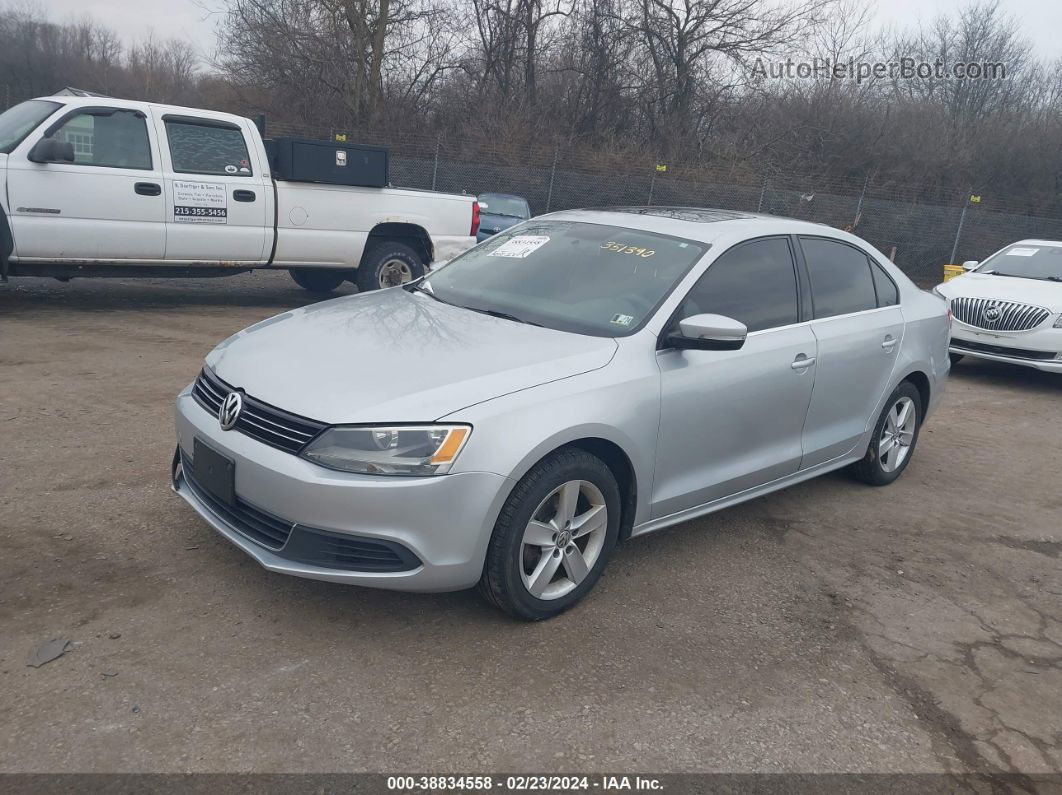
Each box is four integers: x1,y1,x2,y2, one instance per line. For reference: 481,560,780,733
419,220,708,337
978,244,1062,281
0,100,61,154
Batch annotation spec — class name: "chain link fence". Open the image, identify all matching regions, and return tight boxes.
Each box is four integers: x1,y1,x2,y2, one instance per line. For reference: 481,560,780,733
266,119,1062,287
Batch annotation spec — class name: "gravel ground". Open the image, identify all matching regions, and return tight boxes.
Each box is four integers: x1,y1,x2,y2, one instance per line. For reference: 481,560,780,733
1,271,1060,777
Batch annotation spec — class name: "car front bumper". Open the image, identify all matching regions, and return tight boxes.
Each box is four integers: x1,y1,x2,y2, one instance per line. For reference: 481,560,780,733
173,387,512,591
950,324,1062,373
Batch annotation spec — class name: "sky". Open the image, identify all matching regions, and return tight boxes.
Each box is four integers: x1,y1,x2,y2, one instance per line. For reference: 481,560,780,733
33,0,1062,64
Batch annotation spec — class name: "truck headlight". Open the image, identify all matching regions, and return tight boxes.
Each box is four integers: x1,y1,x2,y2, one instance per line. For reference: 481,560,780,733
301,425,471,476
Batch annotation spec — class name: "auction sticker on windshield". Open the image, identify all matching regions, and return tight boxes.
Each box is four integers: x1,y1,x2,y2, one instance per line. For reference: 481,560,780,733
173,181,228,225
1006,247,1038,256
490,236,550,258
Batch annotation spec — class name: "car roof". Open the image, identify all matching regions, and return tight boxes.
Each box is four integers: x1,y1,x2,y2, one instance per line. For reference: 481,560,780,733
1008,239,1062,248
540,206,837,245
33,93,251,129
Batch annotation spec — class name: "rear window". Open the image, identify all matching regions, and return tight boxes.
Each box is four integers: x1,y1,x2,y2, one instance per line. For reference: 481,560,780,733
801,237,878,318
165,119,253,176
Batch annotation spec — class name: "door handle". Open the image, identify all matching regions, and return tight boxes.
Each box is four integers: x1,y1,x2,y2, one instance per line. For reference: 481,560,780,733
233,189,256,202
134,182,161,196
882,336,899,352
791,355,816,371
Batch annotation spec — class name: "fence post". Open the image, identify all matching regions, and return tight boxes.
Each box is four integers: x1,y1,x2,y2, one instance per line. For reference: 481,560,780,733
949,194,970,264
647,169,657,206
431,136,440,191
757,176,768,213
545,149,558,212
853,174,869,228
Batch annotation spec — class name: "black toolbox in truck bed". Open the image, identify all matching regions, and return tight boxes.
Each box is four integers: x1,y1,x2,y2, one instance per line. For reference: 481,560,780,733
265,137,389,187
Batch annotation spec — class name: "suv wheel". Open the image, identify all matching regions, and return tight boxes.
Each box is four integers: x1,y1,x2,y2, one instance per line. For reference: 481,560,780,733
479,449,621,620
850,381,923,486
356,241,425,292
289,268,346,294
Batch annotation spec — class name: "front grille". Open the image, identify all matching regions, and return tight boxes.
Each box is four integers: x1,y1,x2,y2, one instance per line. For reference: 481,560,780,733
181,450,294,549
178,450,421,572
951,297,1050,332
952,339,1058,361
192,368,327,454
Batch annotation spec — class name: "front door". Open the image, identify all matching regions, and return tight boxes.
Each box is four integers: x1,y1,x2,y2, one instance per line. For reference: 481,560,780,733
151,111,269,264
652,237,817,519
7,104,166,261
797,237,905,467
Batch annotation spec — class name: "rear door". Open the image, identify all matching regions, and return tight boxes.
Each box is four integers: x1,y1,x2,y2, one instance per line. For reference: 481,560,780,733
7,103,166,261
151,111,269,264
797,236,904,468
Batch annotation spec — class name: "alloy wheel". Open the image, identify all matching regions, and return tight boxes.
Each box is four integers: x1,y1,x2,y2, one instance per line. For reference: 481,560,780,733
879,396,916,473
520,480,608,600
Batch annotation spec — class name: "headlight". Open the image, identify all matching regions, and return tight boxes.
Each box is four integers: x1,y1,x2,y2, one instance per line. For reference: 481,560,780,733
301,424,471,476
1054,315,1062,329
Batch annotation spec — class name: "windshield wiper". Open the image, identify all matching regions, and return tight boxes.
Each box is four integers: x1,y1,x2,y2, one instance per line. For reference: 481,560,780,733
460,305,542,327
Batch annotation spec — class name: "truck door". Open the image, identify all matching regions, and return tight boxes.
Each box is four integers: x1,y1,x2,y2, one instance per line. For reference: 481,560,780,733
6,104,166,262
152,111,269,265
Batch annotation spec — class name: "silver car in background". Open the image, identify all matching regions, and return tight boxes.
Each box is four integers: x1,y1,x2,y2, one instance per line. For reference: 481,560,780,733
173,208,951,620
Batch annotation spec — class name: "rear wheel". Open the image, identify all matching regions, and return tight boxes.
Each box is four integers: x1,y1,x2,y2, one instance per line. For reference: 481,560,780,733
289,268,346,294
850,381,923,486
356,241,425,292
478,449,621,621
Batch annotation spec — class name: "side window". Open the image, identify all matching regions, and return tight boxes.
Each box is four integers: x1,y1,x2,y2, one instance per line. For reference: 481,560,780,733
164,119,252,176
800,238,878,318
677,238,799,333
871,261,899,307
51,109,152,169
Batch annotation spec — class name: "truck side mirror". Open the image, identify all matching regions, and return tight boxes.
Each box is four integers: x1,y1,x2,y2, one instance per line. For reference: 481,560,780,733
28,137,75,164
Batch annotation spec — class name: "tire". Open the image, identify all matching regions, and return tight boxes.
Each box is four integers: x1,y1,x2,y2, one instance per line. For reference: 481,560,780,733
849,381,923,487
289,268,346,294
478,449,622,621
356,241,425,292
949,352,964,366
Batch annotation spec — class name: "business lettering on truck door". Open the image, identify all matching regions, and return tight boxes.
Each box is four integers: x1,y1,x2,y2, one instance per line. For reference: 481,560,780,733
173,181,228,224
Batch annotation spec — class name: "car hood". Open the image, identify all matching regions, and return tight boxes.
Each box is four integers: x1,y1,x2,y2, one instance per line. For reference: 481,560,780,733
939,272,1062,312
206,287,617,424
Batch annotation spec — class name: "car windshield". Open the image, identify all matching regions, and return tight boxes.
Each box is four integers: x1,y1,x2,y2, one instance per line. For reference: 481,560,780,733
419,220,708,337
479,195,529,218
0,100,61,153
978,244,1062,281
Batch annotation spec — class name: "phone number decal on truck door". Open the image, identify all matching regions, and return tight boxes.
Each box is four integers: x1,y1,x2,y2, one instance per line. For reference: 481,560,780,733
173,181,228,224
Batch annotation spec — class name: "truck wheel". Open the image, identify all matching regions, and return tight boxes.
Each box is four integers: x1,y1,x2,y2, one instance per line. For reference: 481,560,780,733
289,268,346,294
356,241,425,292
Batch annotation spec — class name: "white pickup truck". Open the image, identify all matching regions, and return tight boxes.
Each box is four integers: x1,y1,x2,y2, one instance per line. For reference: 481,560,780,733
0,94,480,292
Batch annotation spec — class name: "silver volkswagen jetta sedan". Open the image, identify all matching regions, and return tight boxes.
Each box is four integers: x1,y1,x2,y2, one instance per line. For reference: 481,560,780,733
173,208,951,619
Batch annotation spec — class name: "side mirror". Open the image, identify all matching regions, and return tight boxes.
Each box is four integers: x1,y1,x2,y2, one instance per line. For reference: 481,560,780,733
962,260,979,271
28,137,75,164
667,313,748,351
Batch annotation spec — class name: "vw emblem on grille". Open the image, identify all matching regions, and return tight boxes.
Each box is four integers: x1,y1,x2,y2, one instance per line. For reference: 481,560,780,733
984,305,1002,322
219,391,243,430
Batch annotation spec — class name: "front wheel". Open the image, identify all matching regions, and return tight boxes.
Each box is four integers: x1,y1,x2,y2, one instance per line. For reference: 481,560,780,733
289,268,346,294
478,449,621,620
356,241,426,292
849,381,923,486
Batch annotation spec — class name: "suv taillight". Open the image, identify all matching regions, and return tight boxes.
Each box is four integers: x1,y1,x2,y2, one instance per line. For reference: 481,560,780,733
471,201,480,237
